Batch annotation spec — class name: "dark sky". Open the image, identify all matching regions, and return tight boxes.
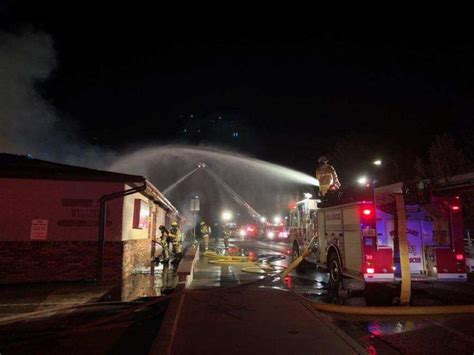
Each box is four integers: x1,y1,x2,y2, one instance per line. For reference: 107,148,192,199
2,4,474,174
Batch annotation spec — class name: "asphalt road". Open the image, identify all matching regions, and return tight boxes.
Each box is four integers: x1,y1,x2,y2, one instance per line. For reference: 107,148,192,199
225,238,474,354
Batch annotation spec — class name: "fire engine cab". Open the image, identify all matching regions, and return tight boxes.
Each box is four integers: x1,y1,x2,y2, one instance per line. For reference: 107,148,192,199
289,181,468,286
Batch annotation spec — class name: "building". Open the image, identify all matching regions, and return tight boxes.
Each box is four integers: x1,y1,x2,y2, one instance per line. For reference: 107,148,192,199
0,153,180,284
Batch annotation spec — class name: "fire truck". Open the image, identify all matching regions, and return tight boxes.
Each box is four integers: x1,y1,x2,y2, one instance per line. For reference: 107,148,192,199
288,198,319,268
288,180,468,286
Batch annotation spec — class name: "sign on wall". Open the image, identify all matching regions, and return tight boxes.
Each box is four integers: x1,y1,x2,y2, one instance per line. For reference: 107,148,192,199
31,219,48,240
57,198,112,228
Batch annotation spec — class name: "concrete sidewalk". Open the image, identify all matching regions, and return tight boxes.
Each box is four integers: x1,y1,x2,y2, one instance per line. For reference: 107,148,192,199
167,282,366,354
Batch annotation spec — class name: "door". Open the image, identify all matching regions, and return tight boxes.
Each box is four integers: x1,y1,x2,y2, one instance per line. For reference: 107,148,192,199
386,220,424,274
406,221,424,274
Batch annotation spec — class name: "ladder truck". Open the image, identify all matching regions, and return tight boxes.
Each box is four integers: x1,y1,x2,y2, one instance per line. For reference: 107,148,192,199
288,179,469,287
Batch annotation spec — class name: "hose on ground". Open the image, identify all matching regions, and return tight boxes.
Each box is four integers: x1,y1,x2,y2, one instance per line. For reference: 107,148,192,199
308,300,474,315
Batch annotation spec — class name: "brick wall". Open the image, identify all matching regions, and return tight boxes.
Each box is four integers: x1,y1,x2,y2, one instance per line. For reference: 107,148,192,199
0,241,124,284
121,273,159,301
122,239,152,278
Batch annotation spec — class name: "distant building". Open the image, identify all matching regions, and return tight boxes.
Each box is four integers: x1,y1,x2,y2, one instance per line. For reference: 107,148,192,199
0,154,180,284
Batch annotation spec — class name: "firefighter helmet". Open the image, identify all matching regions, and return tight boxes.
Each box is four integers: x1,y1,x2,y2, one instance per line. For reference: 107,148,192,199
200,221,205,225
318,156,328,164
171,221,179,227
159,225,166,231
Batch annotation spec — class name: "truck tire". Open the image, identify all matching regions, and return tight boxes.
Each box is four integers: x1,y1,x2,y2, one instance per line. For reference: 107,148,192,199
292,243,305,273
328,252,342,286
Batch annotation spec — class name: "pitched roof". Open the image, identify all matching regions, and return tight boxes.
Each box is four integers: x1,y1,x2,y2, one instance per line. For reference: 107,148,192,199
0,153,145,183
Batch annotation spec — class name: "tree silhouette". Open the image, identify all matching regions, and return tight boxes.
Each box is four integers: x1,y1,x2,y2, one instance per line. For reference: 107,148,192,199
428,134,471,179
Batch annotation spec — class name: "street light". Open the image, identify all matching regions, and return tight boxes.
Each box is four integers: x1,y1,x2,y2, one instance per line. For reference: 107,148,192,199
273,215,282,225
260,216,266,223
222,210,233,222
372,158,400,181
357,176,368,185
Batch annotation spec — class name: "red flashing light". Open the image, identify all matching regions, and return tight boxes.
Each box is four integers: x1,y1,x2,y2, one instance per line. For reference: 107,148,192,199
366,268,375,274
456,254,464,261
247,227,254,232
452,206,460,211
362,208,373,216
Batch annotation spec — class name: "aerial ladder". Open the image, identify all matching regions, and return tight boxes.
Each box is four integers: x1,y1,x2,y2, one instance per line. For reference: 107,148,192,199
201,163,263,222
163,162,265,223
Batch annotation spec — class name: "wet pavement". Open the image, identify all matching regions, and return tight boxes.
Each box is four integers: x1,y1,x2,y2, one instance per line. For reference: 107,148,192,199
0,263,178,321
218,239,474,306
0,297,170,354
1,238,473,354
197,238,474,354
0,263,179,354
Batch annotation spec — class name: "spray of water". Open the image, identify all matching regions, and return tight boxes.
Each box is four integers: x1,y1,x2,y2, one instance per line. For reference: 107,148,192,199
110,145,318,227
162,167,200,195
110,145,318,186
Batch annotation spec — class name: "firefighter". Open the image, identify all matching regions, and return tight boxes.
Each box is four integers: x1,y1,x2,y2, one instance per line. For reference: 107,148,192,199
222,223,230,249
158,225,170,266
170,221,183,267
315,156,341,196
200,221,211,251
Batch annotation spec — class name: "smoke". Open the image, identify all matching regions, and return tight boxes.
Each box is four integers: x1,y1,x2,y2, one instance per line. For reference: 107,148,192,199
0,29,113,167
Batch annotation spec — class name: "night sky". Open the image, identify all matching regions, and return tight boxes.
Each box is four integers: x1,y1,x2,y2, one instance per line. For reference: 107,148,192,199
2,4,474,175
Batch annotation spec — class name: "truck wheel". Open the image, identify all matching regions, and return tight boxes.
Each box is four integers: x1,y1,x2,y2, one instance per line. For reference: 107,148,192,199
328,252,342,286
292,243,305,273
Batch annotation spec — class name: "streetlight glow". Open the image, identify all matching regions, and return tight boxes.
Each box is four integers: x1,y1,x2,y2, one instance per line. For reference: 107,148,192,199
260,216,266,223
373,159,382,166
357,176,368,185
222,211,233,222
273,215,282,224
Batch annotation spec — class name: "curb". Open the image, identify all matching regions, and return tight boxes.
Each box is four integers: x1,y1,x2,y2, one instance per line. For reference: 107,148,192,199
177,245,200,288
149,283,186,355
295,295,368,355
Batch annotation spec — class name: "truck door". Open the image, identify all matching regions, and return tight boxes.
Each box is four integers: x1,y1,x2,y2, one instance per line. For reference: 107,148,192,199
387,220,424,274
406,221,424,274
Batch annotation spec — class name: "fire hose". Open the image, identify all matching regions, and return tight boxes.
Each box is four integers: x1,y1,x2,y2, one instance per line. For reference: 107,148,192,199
304,297,474,315
205,250,474,315
203,250,285,271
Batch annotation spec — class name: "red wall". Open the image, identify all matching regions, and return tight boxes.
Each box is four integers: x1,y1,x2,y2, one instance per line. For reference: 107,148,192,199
0,178,125,242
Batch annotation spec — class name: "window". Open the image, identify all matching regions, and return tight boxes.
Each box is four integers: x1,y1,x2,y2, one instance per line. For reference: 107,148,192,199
133,199,149,229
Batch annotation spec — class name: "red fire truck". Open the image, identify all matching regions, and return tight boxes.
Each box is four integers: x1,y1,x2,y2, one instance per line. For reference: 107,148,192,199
289,181,468,286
